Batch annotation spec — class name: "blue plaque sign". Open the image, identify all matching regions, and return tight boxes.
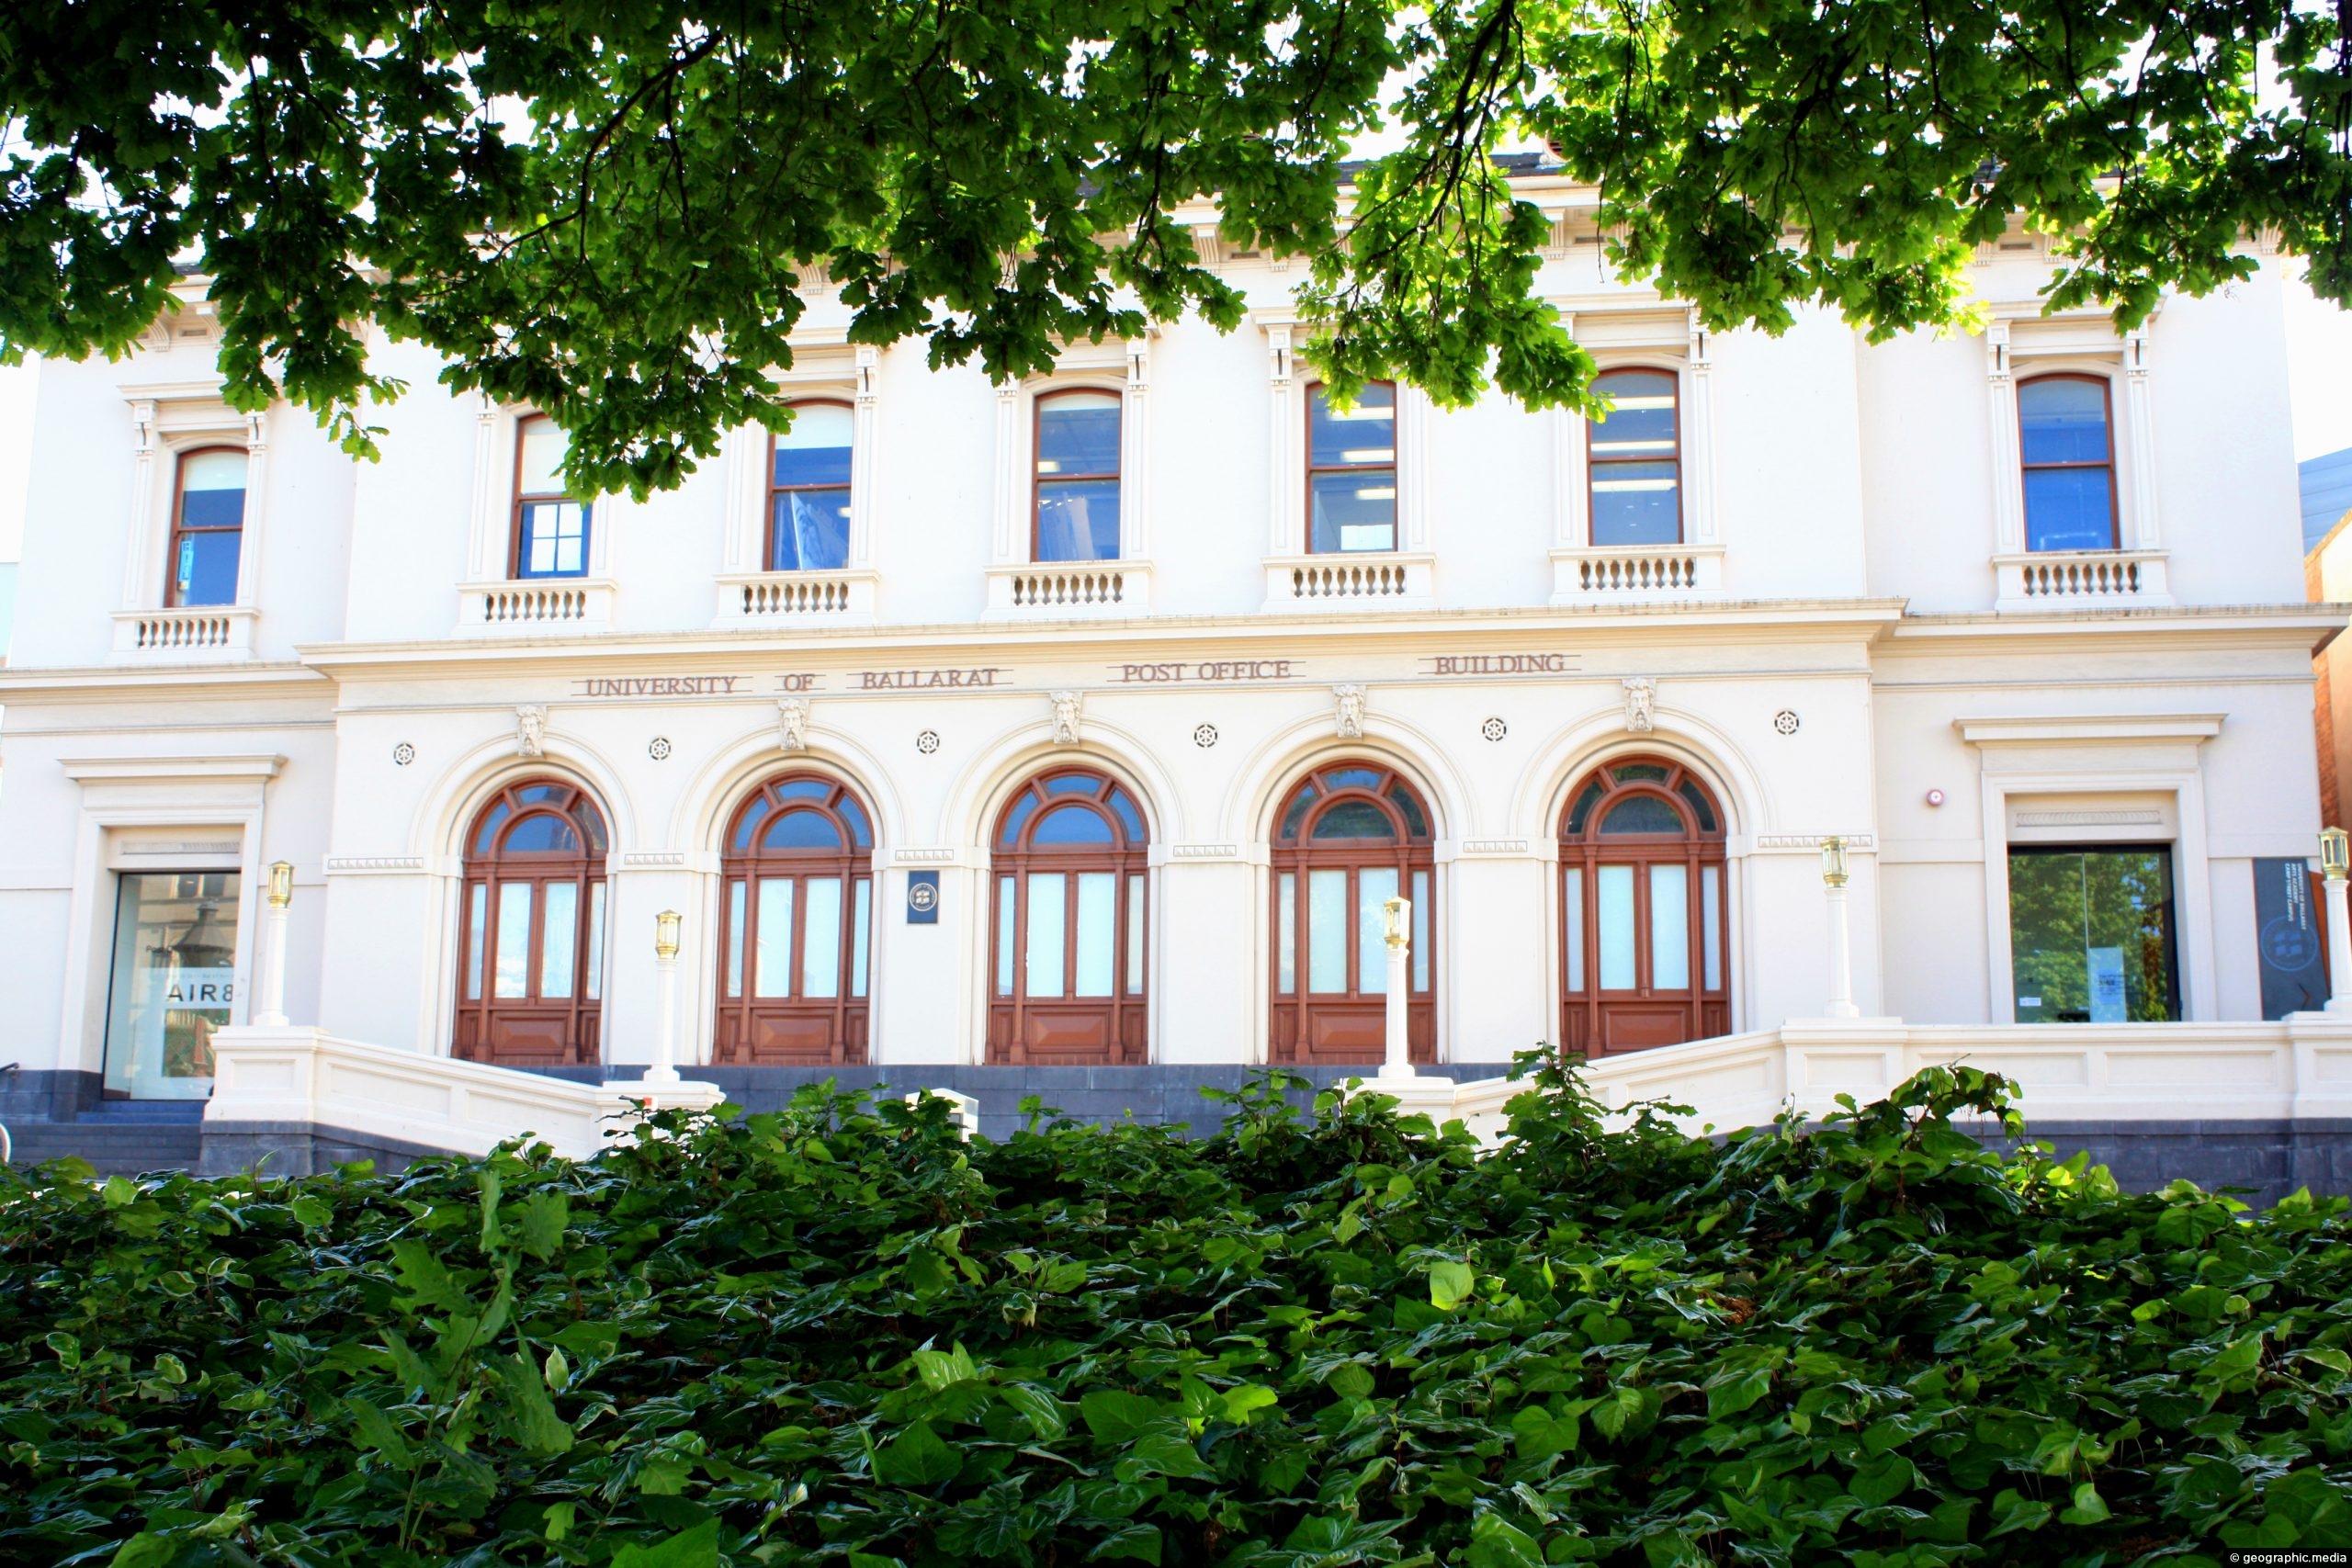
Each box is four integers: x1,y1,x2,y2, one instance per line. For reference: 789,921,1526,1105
2254,856,2327,1020
905,870,941,925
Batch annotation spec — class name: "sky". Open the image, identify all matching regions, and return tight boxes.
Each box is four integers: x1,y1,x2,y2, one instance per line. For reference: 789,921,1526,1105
0,273,2345,565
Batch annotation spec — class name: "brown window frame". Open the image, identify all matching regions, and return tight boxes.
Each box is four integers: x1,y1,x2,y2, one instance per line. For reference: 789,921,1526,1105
988,767,1150,1065
768,398,855,572
1304,380,1398,555
713,771,876,1065
1031,389,1123,563
1585,366,1683,547
1267,760,1436,1066
165,444,249,608
453,778,609,1067
2017,372,2120,552
1558,756,1729,1055
508,413,591,580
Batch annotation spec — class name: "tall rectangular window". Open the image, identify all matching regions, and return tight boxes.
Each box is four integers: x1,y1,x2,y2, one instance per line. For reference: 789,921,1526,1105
1587,368,1681,547
1277,872,1297,994
1358,867,1399,994
801,877,843,998
102,871,241,1100
852,879,872,998
754,878,795,998
771,401,854,570
1025,872,1069,997
1597,865,1636,990
1034,392,1122,561
1306,382,1396,552
539,882,578,999
168,448,248,607
996,876,1017,997
1307,870,1348,993
513,416,591,579
2008,845,2179,1022
2018,376,2118,552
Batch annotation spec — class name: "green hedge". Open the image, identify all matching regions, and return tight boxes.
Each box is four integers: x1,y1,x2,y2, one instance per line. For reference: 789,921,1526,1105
3,1061,2348,1566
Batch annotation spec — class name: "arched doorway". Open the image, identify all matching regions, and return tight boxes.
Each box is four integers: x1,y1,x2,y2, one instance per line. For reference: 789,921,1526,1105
988,768,1148,1064
453,779,609,1066
714,773,876,1065
1558,756,1730,1054
1268,761,1436,1065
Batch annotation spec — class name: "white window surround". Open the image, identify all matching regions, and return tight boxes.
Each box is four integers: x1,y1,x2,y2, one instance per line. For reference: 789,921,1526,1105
52,753,283,1082
1955,713,2219,1024
115,382,271,661
713,344,880,626
1984,305,2170,611
987,334,1154,618
1548,304,1724,605
1252,311,1433,613
459,399,617,634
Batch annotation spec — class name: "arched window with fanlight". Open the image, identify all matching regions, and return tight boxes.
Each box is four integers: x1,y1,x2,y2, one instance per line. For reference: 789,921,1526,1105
1558,757,1729,1054
1269,761,1436,1065
989,769,1148,1064
714,773,875,1065
454,779,609,1066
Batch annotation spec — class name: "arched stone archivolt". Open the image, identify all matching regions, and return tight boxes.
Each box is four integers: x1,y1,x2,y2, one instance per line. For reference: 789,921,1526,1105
1508,702,1770,851
410,728,639,867
667,720,908,863
1219,713,1471,849
942,716,1183,855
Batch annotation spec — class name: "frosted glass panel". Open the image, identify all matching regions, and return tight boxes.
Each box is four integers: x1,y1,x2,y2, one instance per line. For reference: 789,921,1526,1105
1701,866,1722,991
1563,869,1584,992
1412,871,1430,992
1026,873,1068,998
495,883,532,998
1598,866,1635,990
996,876,1016,997
801,877,842,998
467,884,487,999
540,882,577,998
1307,870,1346,993
1277,873,1296,993
1125,875,1145,995
1650,864,1690,990
852,879,871,998
1359,867,1398,994
1074,873,1114,997
585,882,605,1001
726,881,745,997
755,878,795,998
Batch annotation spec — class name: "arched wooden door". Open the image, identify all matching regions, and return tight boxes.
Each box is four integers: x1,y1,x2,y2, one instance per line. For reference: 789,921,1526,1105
453,780,608,1066
988,769,1149,1064
1269,761,1436,1065
1558,757,1730,1054
714,773,876,1065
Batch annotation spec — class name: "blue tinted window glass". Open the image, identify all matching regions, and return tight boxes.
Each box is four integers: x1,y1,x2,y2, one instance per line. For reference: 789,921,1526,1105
1590,461,1680,546
763,809,843,851
1311,800,1397,841
520,501,590,578
1279,783,1317,840
774,405,854,486
470,800,514,856
1309,471,1396,552
771,489,851,570
1589,370,1678,456
837,794,872,848
1600,795,1683,835
2018,378,2110,466
180,487,246,530
1044,777,1098,796
1308,382,1396,467
777,779,831,801
575,800,607,854
172,530,242,607
1325,769,1382,791
2024,468,2116,552
1036,394,1120,475
503,814,582,853
1106,787,1145,841
1677,779,1719,833
1565,780,1604,836
1036,479,1120,561
1033,804,1114,845
1000,792,1038,846
731,797,774,851
1385,784,1428,839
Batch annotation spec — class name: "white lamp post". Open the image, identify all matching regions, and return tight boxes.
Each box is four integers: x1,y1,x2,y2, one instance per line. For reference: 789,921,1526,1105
255,860,294,1026
2323,829,2352,1015
647,908,683,1084
1820,838,1860,1020
1379,895,1414,1079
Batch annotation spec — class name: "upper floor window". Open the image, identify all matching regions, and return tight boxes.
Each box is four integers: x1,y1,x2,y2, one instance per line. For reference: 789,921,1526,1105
1306,381,1396,553
512,416,591,579
168,447,247,607
2018,375,2117,552
1035,391,1121,562
771,401,854,571
1587,368,1681,547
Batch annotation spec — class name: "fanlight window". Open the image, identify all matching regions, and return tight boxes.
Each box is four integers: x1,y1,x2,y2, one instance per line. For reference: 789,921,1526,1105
715,773,876,1065
1270,761,1435,1066
989,769,1149,1064
454,779,610,1066
1306,382,1398,553
1559,757,1729,1055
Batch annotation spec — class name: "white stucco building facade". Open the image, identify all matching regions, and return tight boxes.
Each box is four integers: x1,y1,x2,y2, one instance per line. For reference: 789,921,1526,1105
0,182,2336,1129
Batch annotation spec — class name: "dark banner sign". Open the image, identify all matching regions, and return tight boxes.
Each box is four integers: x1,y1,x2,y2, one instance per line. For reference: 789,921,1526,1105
2255,856,2328,1020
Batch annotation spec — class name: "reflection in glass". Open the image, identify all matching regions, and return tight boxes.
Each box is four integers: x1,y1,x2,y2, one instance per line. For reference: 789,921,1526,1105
103,871,242,1099
1598,865,1635,989
585,882,605,1001
755,878,795,998
1589,368,1680,546
852,879,872,998
1412,870,1430,992
1307,382,1397,553
1026,873,1068,997
467,883,487,1000
1036,393,1122,562
727,880,746,998
1074,872,1115,997
772,403,854,571
495,883,533,998
2008,846,2178,1021
1278,872,1297,993
1563,869,1585,991
1307,870,1347,993
540,881,578,999
1126,875,1146,995
2018,378,2116,552
1358,867,1399,994
1701,865,1722,990
996,876,1017,997
172,449,248,606
801,877,842,998
1649,864,1689,990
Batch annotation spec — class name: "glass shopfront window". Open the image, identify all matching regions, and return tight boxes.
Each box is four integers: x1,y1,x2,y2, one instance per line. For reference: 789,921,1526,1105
102,871,241,1099
2008,845,2180,1022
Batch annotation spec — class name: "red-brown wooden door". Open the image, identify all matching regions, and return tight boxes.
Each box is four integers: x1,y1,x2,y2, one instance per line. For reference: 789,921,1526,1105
714,773,875,1065
1558,758,1729,1055
453,780,608,1066
988,770,1149,1064
1269,761,1436,1065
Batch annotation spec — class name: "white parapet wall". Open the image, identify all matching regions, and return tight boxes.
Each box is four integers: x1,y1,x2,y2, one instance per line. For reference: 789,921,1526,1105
204,1027,728,1162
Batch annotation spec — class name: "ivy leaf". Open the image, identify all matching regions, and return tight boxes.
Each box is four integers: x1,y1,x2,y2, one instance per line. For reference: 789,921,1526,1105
102,1177,137,1208
1081,1391,1164,1446
1429,1260,1475,1311
1706,1366,1774,1420
2058,1482,2111,1526
1001,1383,1068,1440
874,1423,959,1487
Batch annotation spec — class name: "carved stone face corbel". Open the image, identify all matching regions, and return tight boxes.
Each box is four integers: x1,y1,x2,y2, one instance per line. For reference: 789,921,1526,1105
1049,689,1084,746
1621,678,1656,734
515,705,548,758
1333,683,1367,739
777,696,810,752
